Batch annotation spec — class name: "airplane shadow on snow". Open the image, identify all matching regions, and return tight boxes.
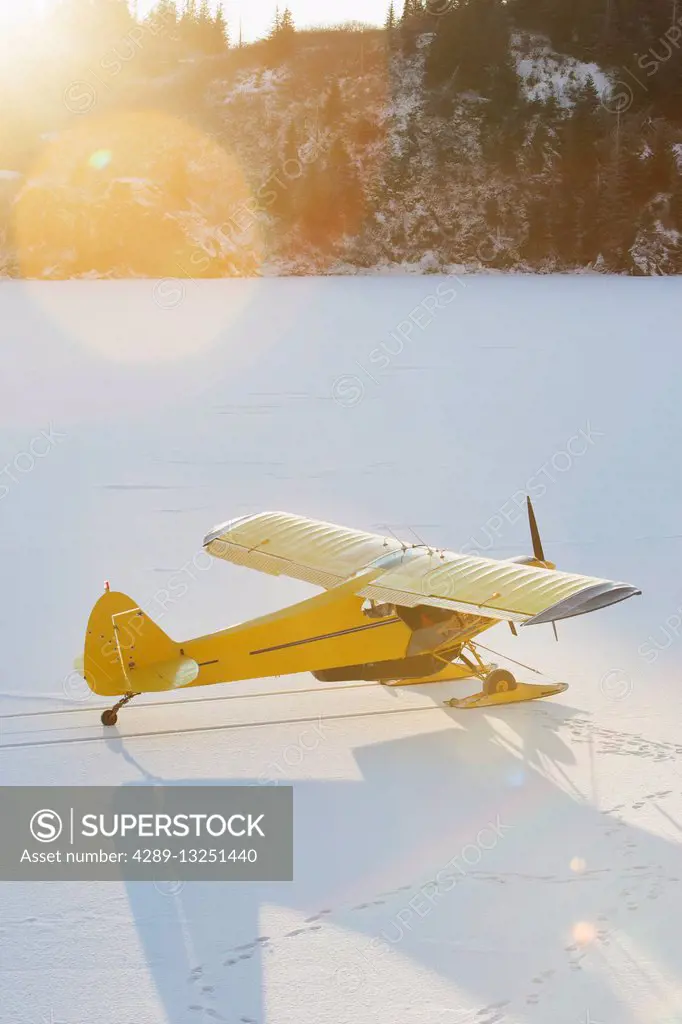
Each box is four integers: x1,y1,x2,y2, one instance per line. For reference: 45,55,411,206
108,699,682,1024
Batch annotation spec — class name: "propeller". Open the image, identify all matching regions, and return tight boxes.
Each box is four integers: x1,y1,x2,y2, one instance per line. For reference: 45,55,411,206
527,496,545,563
526,496,559,641
505,499,560,640
524,496,556,570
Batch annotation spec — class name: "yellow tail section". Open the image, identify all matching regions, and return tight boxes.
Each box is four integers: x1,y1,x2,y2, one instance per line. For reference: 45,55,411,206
83,590,198,697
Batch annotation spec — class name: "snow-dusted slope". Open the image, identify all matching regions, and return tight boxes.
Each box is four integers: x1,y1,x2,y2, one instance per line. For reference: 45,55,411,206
2,277,682,1024
513,32,611,108
3,27,681,278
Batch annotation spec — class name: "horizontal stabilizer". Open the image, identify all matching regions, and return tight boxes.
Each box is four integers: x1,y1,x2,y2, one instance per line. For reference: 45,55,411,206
125,656,199,693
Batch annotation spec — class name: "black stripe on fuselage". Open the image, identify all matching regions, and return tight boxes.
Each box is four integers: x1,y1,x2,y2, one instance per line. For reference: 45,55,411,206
249,617,402,656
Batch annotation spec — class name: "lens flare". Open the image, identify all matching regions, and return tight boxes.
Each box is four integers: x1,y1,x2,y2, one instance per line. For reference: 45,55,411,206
14,110,263,362
89,149,112,171
572,921,596,946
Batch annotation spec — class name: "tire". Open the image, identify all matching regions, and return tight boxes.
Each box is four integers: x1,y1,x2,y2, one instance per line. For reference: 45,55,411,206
101,709,118,727
483,669,517,695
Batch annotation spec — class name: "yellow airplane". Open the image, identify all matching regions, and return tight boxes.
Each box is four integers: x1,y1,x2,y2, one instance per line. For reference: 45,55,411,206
78,499,640,726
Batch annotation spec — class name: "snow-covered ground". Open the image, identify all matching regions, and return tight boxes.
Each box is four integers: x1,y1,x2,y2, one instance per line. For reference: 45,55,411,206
2,276,682,1024
513,33,612,107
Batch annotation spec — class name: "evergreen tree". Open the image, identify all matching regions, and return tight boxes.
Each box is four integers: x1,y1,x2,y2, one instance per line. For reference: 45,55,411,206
646,131,677,196
298,138,364,246
323,80,344,126
299,159,330,246
148,0,178,37
268,4,295,60
523,198,552,263
198,0,211,49
526,121,549,177
595,149,637,271
213,4,229,51
281,7,295,33
175,0,226,53
400,0,418,54
327,136,364,235
385,1,398,49
179,0,200,50
427,0,512,97
560,81,601,191
273,120,302,221
669,175,682,232
280,6,296,54
145,0,179,64
488,52,521,115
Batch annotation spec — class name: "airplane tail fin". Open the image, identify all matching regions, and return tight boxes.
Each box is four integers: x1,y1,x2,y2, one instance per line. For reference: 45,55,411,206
82,590,198,697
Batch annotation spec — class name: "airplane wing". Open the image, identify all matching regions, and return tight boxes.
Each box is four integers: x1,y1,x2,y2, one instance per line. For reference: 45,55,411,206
353,547,640,626
204,512,640,626
204,511,404,589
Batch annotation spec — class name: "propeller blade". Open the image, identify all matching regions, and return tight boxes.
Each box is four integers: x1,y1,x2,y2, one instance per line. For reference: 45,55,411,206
527,496,546,563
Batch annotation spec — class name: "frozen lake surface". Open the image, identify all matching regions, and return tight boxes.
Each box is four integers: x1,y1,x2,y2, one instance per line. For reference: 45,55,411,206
1,275,682,1024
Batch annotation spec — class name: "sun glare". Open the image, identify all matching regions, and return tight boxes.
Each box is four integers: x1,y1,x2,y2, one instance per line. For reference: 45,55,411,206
0,3,40,32
15,108,263,362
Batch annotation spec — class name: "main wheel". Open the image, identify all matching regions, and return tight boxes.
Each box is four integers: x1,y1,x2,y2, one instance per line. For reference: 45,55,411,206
483,668,517,695
101,709,118,727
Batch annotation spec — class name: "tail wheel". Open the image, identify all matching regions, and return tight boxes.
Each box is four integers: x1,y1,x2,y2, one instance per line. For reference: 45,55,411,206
483,668,517,695
101,709,118,727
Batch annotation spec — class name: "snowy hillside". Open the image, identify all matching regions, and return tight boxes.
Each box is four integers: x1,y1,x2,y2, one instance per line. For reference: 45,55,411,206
2,19,682,278
512,32,611,108
2,276,682,1023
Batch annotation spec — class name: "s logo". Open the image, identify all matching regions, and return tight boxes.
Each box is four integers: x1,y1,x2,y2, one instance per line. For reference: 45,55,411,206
30,809,63,843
